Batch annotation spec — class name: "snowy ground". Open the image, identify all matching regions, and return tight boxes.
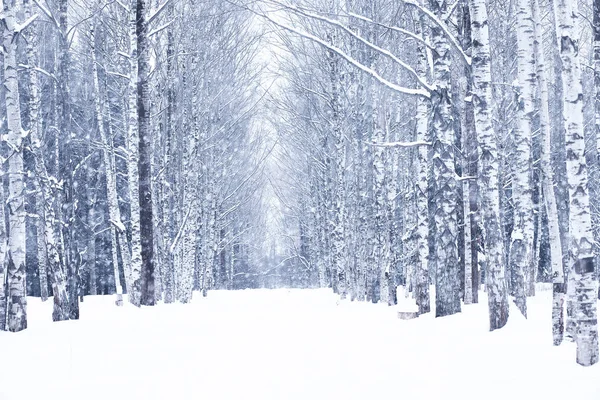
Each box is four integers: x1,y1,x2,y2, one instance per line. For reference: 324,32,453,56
0,288,598,400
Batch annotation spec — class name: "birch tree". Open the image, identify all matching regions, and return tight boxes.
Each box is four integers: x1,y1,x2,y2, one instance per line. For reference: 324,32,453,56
553,0,599,366
467,0,509,329
532,0,564,345
3,0,29,331
510,0,536,316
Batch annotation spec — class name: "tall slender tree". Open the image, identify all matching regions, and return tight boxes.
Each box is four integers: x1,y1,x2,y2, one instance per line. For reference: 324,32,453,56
3,0,29,332
553,0,599,366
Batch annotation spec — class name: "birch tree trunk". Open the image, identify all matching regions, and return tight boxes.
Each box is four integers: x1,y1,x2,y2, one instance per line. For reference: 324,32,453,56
161,8,176,303
462,147,473,305
329,41,348,301
56,0,80,320
532,0,564,345
25,0,69,318
0,165,7,331
35,198,49,301
31,147,70,320
414,11,431,314
373,85,388,304
468,0,509,329
595,0,600,177
88,231,97,296
458,1,475,306
177,57,200,303
429,0,461,317
24,0,49,302
510,0,536,316
202,157,217,297
593,0,600,303
127,0,143,307
3,0,28,331
136,0,156,306
91,24,124,306
553,0,599,366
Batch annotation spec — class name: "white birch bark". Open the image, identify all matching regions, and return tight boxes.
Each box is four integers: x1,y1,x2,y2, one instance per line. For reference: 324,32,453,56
25,8,69,317
3,0,28,331
463,155,473,305
595,0,600,171
23,0,49,302
91,24,125,306
35,195,49,302
429,0,460,317
161,12,176,303
510,0,536,316
533,0,564,345
55,0,80,320
329,40,348,300
414,11,431,314
373,89,388,304
202,159,217,297
0,164,7,331
127,1,143,307
553,0,599,366
593,0,600,304
468,0,509,329
32,160,69,321
177,61,200,303
136,0,155,306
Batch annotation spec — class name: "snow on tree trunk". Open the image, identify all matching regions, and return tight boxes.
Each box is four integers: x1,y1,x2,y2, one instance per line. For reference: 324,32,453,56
29,146,70,321
595,0,600,175
160,11,176,303
39,156,70,321
462,156,473,305
510,0,537,316
127,0,143,307
317,118,331,290
553,0,599,366
593,0,600,303
56,0,80,321
136,0,156,306
88,229,97,296
328,34,348,300
202,162,218,297
565,267,576,341
373,81,389,305
414,11,431,315
177,54,200,303
429,0,461,318
458,0,475,307
532,0,564,345
350,89,365,300
3,0,28,331
35,194,49,302
468,0,509,329
24,0,49,302
0,164,7,330
91,24,124,306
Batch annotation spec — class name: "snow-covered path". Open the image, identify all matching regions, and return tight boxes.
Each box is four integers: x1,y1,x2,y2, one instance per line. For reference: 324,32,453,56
0,288,598,400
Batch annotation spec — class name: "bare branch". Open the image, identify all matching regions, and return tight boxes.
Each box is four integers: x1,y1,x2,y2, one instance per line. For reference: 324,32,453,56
403,0,471,66
243,5,430,98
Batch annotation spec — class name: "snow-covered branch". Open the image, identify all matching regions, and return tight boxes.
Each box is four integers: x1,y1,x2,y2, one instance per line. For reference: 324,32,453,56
148,19,175,36
368,140,431,148
247,6,430,98
14,13,38,34
31,0,59,28
403,0,471,66
147,0,174,25
347,12,434,51
265,0,435,92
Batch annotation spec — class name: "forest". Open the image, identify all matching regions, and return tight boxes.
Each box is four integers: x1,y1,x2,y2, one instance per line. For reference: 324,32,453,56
0,0,599,389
